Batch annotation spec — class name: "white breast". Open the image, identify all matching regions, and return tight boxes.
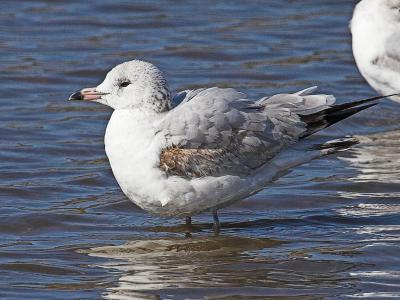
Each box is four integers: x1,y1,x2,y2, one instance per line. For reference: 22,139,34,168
104,109,171,213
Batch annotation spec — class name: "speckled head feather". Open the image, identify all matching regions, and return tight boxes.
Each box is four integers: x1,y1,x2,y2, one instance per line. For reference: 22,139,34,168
95,60,171,112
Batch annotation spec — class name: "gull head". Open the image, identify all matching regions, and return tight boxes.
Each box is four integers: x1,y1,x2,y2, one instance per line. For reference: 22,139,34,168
69,60,171,112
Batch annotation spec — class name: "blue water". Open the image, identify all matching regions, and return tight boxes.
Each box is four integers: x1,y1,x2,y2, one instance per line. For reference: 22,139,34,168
1,1,400,299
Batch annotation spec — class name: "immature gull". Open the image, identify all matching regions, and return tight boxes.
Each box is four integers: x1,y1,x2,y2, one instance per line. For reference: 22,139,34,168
351,0,400,103
69,60,388,233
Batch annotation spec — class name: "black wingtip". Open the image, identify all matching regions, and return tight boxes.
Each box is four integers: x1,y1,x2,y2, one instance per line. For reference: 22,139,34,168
300,93,397,139
324,102,378,126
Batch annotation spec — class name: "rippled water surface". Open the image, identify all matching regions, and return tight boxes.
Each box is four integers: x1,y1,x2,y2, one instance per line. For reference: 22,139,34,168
1,1,400,299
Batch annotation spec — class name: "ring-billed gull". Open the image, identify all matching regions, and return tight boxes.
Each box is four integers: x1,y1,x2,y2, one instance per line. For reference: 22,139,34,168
351,0,400,103
69,60,390,233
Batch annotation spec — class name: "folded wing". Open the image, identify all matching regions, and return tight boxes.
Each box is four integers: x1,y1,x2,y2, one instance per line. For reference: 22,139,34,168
158,87,377,178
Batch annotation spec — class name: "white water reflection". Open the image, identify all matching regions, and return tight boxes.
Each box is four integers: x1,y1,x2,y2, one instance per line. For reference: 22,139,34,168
347,292,400,298
344,130,400,184
336,203,400,217
338,130,400,200
350,270,400,279
345,242,400,299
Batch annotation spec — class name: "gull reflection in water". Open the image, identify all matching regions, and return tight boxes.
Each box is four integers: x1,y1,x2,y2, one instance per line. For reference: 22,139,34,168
84,236,282,300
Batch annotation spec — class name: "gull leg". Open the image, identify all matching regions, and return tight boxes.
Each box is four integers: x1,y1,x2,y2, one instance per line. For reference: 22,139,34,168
185,216,192,238
212,208,220,235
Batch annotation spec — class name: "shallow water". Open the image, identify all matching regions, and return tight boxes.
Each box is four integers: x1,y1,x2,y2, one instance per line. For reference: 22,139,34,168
1,0,400,299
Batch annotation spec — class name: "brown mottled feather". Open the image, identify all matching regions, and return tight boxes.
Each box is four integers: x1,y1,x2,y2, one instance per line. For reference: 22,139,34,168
160,146,223,177
159,145,251,178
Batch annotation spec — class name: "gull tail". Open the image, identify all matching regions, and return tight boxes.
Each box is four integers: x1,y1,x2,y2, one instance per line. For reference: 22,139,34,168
299,93,398,138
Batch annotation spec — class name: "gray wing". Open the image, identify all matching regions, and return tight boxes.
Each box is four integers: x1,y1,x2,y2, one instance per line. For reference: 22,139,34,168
374,32,400,73
158,87,336,178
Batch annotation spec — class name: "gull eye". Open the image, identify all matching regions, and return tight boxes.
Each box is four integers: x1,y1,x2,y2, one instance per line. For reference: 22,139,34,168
120,81,131,88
